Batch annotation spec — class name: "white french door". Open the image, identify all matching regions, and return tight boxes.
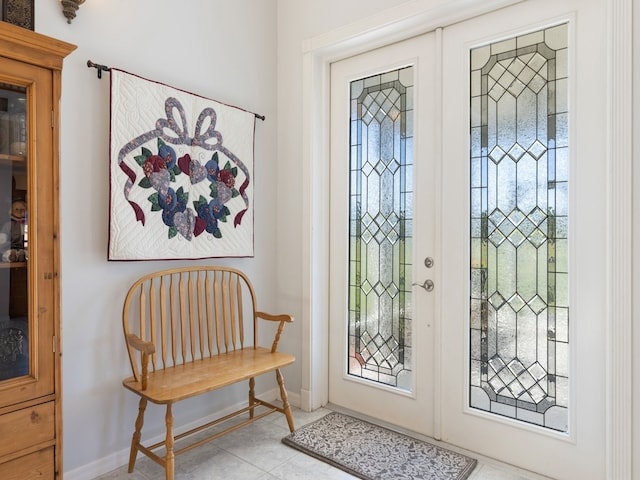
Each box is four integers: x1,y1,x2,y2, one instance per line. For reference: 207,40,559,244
440,1,606,478
328,0,606,478
329,33,438,436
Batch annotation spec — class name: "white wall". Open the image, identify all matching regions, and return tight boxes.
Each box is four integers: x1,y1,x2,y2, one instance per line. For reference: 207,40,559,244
35,0,278,476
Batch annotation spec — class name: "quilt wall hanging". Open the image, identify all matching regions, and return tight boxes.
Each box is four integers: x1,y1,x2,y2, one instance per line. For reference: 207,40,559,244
109,69,255,260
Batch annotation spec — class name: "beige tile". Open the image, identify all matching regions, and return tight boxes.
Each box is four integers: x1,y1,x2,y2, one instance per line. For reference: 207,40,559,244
132,445,268,480
92,465,149,480
212,419,299,471
268,450,357,480
260,402,333,431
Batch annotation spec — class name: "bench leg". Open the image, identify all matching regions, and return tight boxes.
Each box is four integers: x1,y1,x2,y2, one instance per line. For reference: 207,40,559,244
249,377,256,419
128,397,147,473
165,403,175,480
276,369,295,432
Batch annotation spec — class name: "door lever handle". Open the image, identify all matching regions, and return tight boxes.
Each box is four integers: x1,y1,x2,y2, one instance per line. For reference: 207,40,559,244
412,279,434,292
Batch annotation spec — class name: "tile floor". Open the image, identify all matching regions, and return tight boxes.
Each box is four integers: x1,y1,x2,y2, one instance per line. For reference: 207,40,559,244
93,406,551,480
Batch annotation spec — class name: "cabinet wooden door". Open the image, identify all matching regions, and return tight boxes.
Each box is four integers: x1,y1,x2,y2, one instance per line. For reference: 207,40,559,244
0,22,75,479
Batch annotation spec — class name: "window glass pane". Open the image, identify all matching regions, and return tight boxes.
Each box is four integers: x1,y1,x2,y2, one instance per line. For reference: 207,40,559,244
0,84,29,381
469,24,569,432
348,66,413,391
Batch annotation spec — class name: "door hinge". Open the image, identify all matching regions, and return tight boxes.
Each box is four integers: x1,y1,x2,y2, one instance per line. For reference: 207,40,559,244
51,110,54,128
53,335,56,353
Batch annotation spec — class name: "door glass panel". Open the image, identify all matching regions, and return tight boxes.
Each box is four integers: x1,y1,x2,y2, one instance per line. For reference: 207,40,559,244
0,84,28,381
348,67,413,391
469,24,568,431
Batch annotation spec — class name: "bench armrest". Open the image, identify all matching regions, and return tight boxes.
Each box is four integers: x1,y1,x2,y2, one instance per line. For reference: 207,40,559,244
255,311,294,323
255,311,294,353
125,333,155,390
125,333,156,355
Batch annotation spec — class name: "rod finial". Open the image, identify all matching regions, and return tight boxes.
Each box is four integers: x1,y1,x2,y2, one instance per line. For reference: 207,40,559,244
87,60,111,79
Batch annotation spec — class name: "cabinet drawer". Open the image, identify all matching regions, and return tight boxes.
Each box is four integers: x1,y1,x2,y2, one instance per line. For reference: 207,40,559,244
0,402,55,458
0,446,54,480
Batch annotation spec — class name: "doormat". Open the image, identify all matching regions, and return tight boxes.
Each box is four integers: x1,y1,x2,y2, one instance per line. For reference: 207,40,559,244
282,412,477,480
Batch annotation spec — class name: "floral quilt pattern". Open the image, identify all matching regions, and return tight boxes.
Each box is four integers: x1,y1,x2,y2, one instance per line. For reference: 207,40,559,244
109,70,255,260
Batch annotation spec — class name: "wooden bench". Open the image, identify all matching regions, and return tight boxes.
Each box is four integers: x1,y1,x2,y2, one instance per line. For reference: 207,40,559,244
121,266,295,480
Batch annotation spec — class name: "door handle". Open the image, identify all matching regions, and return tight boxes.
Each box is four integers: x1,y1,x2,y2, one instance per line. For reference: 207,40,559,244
412,279,434,292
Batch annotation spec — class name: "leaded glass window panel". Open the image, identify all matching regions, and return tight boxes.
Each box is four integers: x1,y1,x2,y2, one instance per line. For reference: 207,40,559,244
348,67,413,391
469,24,569,432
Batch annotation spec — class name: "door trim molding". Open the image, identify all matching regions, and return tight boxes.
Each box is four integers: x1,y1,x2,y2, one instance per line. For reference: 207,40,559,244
299,0,633,476
606,0,633,478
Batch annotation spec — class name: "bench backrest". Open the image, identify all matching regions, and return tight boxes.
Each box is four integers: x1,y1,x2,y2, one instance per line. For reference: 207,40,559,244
122,266,261,382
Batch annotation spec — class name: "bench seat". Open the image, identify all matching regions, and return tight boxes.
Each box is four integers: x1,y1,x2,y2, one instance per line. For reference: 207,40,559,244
123,347,295,403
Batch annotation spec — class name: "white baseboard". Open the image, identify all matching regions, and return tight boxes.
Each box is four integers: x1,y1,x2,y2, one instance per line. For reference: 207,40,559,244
64,389,301,480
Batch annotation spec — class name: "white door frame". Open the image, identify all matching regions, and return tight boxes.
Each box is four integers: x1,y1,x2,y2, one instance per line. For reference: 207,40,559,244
299,0,632,477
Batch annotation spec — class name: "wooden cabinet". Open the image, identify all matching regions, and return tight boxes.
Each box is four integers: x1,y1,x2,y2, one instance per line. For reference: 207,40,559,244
0,22,75,479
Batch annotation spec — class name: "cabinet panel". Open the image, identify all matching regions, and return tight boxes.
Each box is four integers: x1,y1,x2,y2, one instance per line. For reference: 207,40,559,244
0,401,55,458
0,447,54,480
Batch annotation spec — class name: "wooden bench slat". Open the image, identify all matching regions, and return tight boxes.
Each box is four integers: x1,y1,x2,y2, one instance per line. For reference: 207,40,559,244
159,277,167,368
170,275,177,365
179,273,187,361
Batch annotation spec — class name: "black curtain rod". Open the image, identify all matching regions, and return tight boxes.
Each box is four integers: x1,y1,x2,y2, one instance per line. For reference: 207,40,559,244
86,60,266,121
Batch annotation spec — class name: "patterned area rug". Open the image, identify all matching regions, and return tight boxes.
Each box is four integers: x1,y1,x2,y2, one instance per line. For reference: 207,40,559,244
282,412,477,480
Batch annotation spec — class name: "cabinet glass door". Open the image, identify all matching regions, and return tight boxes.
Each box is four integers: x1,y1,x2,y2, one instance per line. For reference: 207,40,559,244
0,84,28,382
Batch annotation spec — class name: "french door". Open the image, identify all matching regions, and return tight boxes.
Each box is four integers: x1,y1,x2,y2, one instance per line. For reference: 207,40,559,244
329,33,438,436
328,0,606,478
440,1,606,478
